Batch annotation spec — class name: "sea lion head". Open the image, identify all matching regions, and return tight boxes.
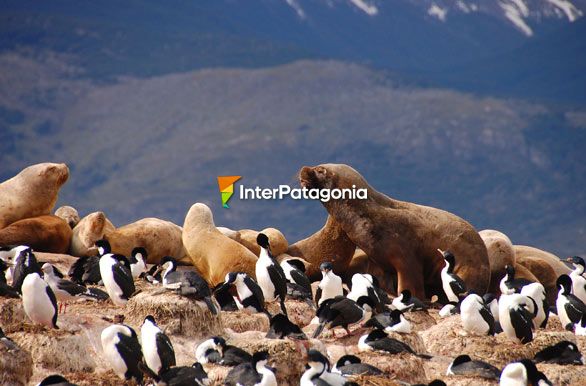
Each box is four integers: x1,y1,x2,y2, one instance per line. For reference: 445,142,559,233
39,163,69,187
55,205,80,228
299,163,369,191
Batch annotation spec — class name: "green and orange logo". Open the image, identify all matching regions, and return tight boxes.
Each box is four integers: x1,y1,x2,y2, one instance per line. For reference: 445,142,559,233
217,176,241,208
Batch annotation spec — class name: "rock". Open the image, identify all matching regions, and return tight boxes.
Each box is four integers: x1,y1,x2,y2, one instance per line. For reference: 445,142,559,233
0,331,33,386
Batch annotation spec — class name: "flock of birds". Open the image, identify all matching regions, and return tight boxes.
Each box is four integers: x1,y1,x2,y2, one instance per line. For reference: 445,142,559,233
1,237,586,386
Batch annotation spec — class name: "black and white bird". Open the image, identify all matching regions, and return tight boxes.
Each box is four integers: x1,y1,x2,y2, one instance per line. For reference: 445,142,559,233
129,247,148,279
194,336,251,366
556,274,586,330
141,315,176,375
0,244,29,283
364,309,411,333
347,273,384,313
255,233,288,315
217,272,267,315
498,293,534,344
438,302,460,318
280,258,313,304
0,259,19,298
446,355,501,380
460,293,495,336
155,256,217,315
11,247,40,293
483,293,499,323
567,256,586,304
301,349,353,386
224,351,277,386
358,329,426,357
212,282,238,311
500,265,534,295
315,262,343,307
391,289,427,311
41,263,108,312
266,313,307,340
520,282,549,328
68,255,102,285
98,240,135,307
534,340,584,365
157,362,209,386
22,272,58,328
101,324,143,384
37,374,78,386
332,355,383,376
313,295,375,338
438,249,467,303
499,359,552,386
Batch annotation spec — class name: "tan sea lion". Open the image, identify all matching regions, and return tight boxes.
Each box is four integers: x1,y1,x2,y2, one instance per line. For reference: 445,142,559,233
70,211,116,257
216,226,242,242
182,203,258,286
0,215,72,253
104,217,188,264
298,163,490,299
287,215,356,280
238,228,288,256
514,245,570,278
54,205,80,228
479,229,516,294
0,163,69,229
516,255,558,305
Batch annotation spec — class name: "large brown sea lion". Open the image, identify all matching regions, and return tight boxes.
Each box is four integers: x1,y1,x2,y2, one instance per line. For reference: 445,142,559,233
298,163,490,299
0,163,69,229
514,245,570,278
0,215,72,253
70,211,116,257
287,215,356,280
182,203,258,286
104,217,188,264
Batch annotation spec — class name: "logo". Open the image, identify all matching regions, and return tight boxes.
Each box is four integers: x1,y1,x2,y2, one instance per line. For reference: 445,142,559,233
217,176,241,208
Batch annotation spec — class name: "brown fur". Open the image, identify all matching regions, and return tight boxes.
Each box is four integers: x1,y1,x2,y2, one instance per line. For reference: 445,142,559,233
479,229,516,294
54,205,80,229
70,211,116,257
0,163,69,229
516,255,559,305
237,228,289,256
182,203,258,286
346,248,397,293
298,163,490,299
104,217,188,264
514,245,570,278
216,227,242,242
0,215,72,253
287,215,356,280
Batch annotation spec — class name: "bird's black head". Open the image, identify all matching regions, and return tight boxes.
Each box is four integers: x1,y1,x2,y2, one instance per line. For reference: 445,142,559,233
191,362,206,373
451,355,472,367
504,265,515,279
366,329,388,342
95,239,111,255
270,313,290,326
390,309,403,321
443,252,456,269
285,259,306,273
428,380,447,386
483,293,497,304
160,256,177,266
256,233,270,249
252,350,270,365
567,256,585,268
557,274,572,292
400,289,412,301
212,336,226,348
336,354,361,367
307,349,329,365
356,295,376,311
0,259,8,273
320,261,333,272
144,315,156,325
132,247,147,260
224,272,238,284
38,375,72,386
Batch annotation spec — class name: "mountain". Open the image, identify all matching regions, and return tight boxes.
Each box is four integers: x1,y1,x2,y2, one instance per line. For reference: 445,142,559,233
0,54,584,257
0,0,584,101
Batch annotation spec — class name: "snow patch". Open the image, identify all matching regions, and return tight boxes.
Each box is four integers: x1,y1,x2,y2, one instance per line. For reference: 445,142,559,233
285,0,306,19
348,0,378,16
500,1,533,36
428,3,448,21
546,0,583,22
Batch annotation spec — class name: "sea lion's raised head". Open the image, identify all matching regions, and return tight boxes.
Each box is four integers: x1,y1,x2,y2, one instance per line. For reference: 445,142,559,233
299,163,368,191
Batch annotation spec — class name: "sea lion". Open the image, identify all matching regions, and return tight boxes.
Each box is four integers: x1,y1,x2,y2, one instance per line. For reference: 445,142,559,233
287,215,356,280
104,218,188,264
70,211,116,257
217,226,241,242
298,163,490,299
182,203,258,286
0,163,69,229
479,229,516,294
514,245,570,278
515,255,558,305
238,228,288,256
54,206,80,228
345,248,397,293
0,215,72,253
